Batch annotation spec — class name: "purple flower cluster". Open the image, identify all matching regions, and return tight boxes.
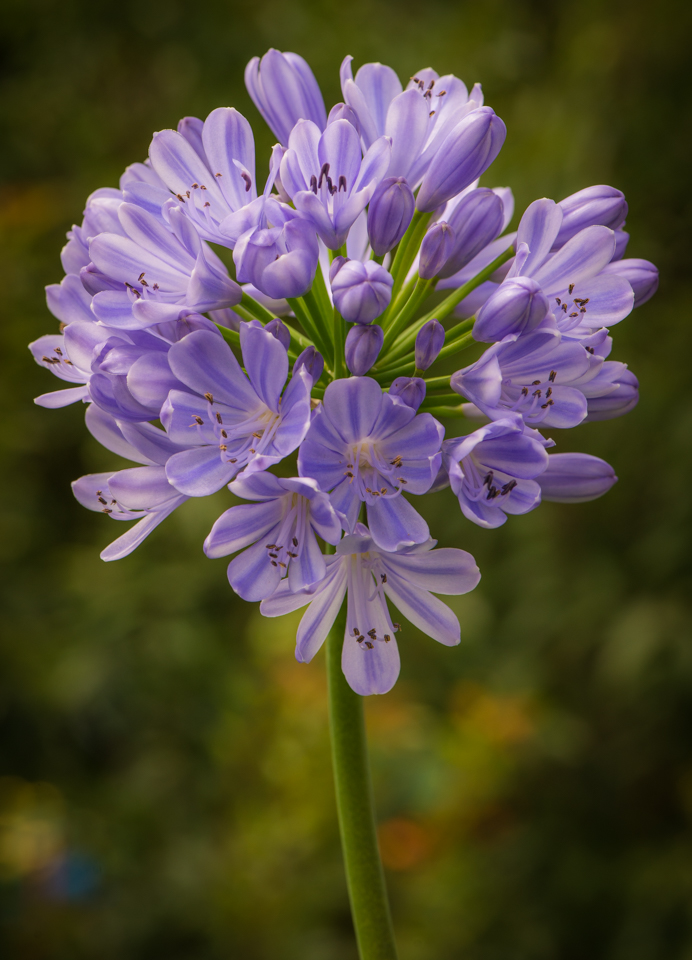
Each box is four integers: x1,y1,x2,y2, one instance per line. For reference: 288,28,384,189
31,49,657,696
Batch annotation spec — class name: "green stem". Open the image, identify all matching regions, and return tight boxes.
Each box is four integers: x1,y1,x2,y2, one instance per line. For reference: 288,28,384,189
333,307,346,380
303,287,335,362
415,245,515,326
381,278,433,353
287,297,332,364
239,291,276,324
327,607,398,960
417,404,468,418
384,210,432,318
381,273,418,330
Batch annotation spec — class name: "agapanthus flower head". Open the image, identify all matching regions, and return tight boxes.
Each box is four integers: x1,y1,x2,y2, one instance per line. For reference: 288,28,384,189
31,47,654,696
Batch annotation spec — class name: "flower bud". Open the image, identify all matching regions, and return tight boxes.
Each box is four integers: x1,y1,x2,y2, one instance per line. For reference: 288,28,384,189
345,323,384,375
438,188,505,279
331,258,393,324
327,102,361,135
293,345,324,384
245,48,327,145
389,377,426,412
537,453,617,502
555,185,628,248
585,367,639,421
419,222,456,280
367,177,415,256
416,107,507,213
600,258,659,307
234,218,319,301
474,278,550,343
415,319,445,370
265,318,291,350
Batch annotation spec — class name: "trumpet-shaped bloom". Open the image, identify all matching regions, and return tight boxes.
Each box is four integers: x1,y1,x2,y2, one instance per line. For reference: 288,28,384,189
451,330,592,429
245,49,327,146
443,417,549,528
279,118,391,249
88,202,241,328
162,324,312,496
204,472,342,600
298,377,444,551
71,404,190,560
260,524,480,695
537,452,617,502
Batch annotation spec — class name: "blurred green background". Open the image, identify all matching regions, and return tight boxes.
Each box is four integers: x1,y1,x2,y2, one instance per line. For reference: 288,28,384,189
1,0,691,956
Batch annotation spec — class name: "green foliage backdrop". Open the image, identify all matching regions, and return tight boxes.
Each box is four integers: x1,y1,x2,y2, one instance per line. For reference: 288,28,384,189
0,0,691,956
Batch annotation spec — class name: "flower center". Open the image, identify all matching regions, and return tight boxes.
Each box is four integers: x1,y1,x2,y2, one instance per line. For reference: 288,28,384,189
342,441,408,503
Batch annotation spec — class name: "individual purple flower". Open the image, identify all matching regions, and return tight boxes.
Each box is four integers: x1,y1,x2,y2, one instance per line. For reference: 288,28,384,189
537,453,617,502
443,417,549,528
414,319,445,371
261,524,480,695
161,323,312,497
473,277,550,343
600,258,659,307
419,222,456,279
245,49,327,146
279,118,391,249
149,107,265,245
437,187,505,279
330,257,393,323
367,176,415,256
554,185,628,249
451,329,592,428
503,199,636,337
72,405,190,561
415,108,507,213
340,57,487,187
204,472,342,601
88,202,241,328
388,377,426,412
298,377,444,551
233,216,320,300
345,324,384,375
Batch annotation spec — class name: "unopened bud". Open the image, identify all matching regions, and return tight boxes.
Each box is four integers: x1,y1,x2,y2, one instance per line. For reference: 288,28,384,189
555,185,628,248
389,377,426,412
331,258,393,324
474,278,550,343
345,323,384,375
439,188,505,279
265,318,291,350
419,222,455,280
538,453,617,502
293,345,324,384
415,319,445,370
367,177,415,256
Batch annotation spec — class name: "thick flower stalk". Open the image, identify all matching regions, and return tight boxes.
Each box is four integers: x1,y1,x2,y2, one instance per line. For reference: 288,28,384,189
30,48,658,960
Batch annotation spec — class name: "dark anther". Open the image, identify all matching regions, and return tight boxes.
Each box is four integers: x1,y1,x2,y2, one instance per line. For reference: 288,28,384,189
310,175,318,194
562,303,568,312
393,622,401,633
98,496,107,505
326,176,335,195
152,283,159,291
55,347,63,356
240,172,252,192
521,387,529,396
192,182,199,189
368,629,377,639
398,478,407,484
191,415,204,425
568,283,575,294
356,636,364,644
338,175,347,192
486,486,499,500
215,172,223,178
292,536,298,547
216,412,223,423
364,641,374,649
548,370,557,382
176,194,185,201
269,553,278,559
501,480,518,495
229,458,237,463
555,298,561,305
219,444,227,451
531,380,541,385
186,190,191,198
353,627,360,635
287,551,297,558
541,399,555,408
546,387,553,398
586,346,595,354
204,392,214,403
533,389,542,397
569,312,578,317
437,90,447,97
381,573,387,583
318,162,330,189
271,560,278,567
484,471,494,486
